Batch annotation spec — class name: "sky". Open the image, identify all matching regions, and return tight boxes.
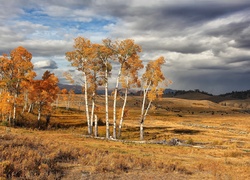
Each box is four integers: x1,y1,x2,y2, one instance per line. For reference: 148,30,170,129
1,0,250,95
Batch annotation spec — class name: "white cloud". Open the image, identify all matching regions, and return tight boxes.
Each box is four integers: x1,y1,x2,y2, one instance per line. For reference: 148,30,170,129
0,0,250,94
34,59,58,69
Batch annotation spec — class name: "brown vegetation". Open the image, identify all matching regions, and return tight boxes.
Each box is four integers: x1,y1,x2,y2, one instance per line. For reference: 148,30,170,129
1,96,250,179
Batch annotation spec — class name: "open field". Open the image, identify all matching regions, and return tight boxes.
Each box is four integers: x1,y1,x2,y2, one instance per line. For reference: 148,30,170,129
1,96,250,179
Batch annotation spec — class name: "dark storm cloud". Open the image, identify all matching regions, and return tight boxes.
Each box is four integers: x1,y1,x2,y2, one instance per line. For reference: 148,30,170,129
192,65,230,71
205,20,250,38
228,56,250,64
1,0,250,93
140,40,207,54
234,34,250,49
172,70,250,95
160,2,250,23
103,1,250,32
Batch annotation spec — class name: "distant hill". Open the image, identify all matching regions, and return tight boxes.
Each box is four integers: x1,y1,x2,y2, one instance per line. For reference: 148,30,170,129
58,84,113,95
164,89,214,100
219,90,250,99
164,89,250,103
58,83,250,102
173,91,212,100
58,84,82,94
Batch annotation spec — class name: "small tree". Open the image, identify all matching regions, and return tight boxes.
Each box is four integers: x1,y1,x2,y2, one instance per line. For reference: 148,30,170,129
66,37,96,134
59,89,75,110
106,39,142,139
29,71,59,128
140,56,169,140
60,88,68,109
95,41,113,138
66,37,111,135
118,53,144,138
0,47,35,125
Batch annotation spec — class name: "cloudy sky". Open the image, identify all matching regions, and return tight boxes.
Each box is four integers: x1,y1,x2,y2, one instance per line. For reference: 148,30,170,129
1,0,250,94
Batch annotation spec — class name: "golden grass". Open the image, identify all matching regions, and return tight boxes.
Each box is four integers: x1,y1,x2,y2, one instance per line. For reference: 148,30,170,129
1,96,250,179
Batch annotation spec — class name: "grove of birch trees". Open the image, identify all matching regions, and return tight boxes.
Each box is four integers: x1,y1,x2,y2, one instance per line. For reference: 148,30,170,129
0,38,169,140
65,37,169,140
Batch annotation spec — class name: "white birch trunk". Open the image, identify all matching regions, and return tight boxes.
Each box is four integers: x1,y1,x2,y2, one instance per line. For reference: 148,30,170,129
13,103,16,124
94,114,98,137
22,91,28,113
13,95,17,126
90,92,95,135
118,77,129,138
37,103,42,129
105,64,110,139
140,82,151,140
83,73,91,134
140,100,152,140
113,66,122,139
28,103,34,113
140,89,147,140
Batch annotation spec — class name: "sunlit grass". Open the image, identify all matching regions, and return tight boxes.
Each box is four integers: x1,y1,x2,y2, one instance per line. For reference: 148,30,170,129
1,96,250,179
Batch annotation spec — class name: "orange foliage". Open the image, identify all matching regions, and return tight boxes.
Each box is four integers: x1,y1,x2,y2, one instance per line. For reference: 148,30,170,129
0,47,35,93
29,71,59,108
0,46,36,121
0,92,13,119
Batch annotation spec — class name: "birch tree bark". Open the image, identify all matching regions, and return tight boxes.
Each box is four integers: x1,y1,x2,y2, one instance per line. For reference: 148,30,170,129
112,66,122,139
94,114,98,137
65,37,95,135
118,83,128,138
104,61,110,138
96,40,113,139
140,82,151,140
108,39,142,139
83,73,91,134
139,56,169,140
90,91,96,134
37,103,42,129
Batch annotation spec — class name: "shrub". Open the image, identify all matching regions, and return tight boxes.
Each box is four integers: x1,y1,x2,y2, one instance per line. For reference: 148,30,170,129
186,138,194,145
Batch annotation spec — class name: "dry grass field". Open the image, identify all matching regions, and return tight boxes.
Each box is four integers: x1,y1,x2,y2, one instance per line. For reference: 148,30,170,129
1,95,250,179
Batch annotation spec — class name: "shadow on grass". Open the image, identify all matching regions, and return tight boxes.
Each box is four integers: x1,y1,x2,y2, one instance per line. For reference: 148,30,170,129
125,126,171,132
172,129,201,135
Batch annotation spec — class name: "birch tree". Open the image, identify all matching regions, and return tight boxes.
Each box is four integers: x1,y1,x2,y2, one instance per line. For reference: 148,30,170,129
106,39,142,139
95,41,113,138
66,37,96,134
118,53,143,138
87,54,105,135
140,56,167,140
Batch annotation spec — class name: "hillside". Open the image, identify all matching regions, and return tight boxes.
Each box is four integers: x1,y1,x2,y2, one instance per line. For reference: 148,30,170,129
219,99,250,110
1,95,250,179
165,89,250,104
